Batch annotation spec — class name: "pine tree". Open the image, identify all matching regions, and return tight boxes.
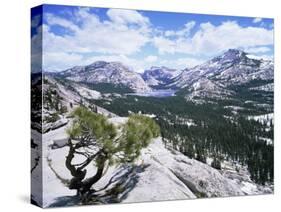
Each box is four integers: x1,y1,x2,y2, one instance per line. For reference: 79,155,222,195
65,107,160,202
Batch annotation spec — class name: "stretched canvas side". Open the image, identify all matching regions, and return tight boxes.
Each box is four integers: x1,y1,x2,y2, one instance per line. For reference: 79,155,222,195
31,5,43,208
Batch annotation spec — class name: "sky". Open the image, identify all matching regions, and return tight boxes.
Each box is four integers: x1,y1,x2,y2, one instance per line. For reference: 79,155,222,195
31,4,274,73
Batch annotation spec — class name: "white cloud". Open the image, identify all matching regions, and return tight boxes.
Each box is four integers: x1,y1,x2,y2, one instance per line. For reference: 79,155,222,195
164,30,175,37
156,57,205,70
42,8,154,71
174,57,205,68
153,36,176,54
42,8,274,72
153,21,273,56
31,15,41,28
247,54,273,61
164,21,195,37
145,55,158,62
106,9,149,27
43,8,151,59
31,25,43,73
245,46,271,54
45,13,80,32
43,52,84,71
253,17,262,23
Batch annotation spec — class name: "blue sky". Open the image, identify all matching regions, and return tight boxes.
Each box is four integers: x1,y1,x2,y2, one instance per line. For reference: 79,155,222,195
31,4,274,72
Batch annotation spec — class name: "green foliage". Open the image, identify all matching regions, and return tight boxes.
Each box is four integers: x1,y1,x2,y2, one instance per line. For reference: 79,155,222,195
118,114,160,162
211,157,222,170
60,105,68,114
44,112,59,123
31,74,43,125
196,148,207,164
227,79,273,110
43,78,49,84
43,86,64,112
68,106,117,142
66,107,160,167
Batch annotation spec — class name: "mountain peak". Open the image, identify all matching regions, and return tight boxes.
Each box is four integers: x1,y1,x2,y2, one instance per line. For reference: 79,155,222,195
225,48,244,54
87,61,131,71
88,61,109,69
222,49,246,59
209,49,247,65
150,66,168,70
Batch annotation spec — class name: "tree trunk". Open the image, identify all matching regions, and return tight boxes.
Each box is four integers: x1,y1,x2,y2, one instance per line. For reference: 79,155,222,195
65,139,107,202
79,160,105,203
65,139,86,190
81,161,105,193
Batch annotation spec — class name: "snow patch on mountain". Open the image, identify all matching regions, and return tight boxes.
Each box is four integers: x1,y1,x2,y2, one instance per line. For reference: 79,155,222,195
57,61,151,93
172,49,273,100
74,85,101,99
142,66,181,86
189,78,233,99
247,113,274,126
250,83,274,92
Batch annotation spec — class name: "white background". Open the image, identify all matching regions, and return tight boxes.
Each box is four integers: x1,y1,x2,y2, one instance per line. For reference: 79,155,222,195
0,0,280,211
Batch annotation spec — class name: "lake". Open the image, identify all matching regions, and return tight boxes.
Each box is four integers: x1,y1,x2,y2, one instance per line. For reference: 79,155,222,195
127,89,177,98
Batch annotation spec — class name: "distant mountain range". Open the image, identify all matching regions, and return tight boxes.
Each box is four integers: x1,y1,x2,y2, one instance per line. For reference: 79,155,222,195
49,49,273,99
141,66,180,88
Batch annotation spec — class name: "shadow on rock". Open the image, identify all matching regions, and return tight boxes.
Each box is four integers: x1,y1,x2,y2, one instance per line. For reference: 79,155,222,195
48,195,81,207
48,164,150,207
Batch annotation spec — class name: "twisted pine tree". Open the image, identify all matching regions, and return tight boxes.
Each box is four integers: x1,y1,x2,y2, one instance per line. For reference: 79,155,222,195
65,107,160,202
